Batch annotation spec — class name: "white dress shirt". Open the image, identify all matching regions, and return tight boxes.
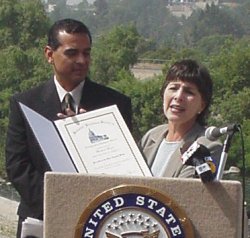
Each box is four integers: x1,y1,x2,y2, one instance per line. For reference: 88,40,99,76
54,76,84,113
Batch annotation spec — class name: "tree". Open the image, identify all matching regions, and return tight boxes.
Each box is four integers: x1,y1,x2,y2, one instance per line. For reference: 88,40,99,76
48,0,72,23
207,37,250,173
0,0,19,48
208,37,250,97
105,0,180,46
16,0,50,49
110,71,164,140
0,0,50,178
93,0,108,16
91,24,140,85
183,3,245,46
229,1,250,35
0,0,49,50
195,34,234,57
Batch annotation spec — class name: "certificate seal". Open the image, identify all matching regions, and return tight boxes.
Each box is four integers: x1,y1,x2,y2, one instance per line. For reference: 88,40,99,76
75,184,194,238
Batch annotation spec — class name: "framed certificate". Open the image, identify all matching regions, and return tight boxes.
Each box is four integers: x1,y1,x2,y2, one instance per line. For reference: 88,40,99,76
20,103,152,177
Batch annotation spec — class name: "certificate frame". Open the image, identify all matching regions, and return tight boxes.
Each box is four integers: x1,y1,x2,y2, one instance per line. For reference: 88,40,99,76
54,105,152,176
19,103,151,176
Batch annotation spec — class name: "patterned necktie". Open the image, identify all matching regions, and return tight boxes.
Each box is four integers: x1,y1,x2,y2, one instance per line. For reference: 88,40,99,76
62,93,75,113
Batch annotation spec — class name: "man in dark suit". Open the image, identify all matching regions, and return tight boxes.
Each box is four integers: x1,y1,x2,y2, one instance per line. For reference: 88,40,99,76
5,18,132,238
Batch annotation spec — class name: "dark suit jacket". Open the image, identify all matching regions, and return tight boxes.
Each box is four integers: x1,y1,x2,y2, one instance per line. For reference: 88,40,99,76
5,77,132,219
139,123,222,178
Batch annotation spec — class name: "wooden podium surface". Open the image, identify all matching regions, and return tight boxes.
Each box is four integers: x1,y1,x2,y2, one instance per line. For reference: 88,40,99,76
44,172,243,238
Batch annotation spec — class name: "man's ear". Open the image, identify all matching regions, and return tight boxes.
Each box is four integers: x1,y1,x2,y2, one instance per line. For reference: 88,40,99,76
44,46,54,64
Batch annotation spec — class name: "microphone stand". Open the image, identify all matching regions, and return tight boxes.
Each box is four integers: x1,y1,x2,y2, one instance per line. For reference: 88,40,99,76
215,132,235,180
214,125,246,237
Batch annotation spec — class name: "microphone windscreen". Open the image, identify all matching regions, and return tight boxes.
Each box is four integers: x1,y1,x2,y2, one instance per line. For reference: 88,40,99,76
205,126,218,141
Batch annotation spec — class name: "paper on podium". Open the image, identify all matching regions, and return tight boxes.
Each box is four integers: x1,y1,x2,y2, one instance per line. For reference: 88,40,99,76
21,217,43,238
19,103,151,176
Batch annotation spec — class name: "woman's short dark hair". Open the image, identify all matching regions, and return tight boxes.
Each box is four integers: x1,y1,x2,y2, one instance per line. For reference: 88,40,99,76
161,59,213,126
47,18,92,50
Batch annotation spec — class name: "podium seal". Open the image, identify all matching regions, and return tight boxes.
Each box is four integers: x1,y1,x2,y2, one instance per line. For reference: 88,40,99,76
75,184,194,238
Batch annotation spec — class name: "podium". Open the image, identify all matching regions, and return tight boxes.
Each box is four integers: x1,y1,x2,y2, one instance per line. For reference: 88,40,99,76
44,172,243,238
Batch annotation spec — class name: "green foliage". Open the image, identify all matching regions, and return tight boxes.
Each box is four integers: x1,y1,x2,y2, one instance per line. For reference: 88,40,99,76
94,0,108,16
141,46,176,62
241,120,250,173
91,24,140,85
99,0,180,46
0,0,250,180
0,46,29,92
46,0,249,50
209,37,250,97
172,48,204,63
183,3,244,46
231,1,250,35
195,35,234,56
0,0,18,47
0,0,50,178
206,37,250,173
0,0,49,50
20,42,51,91
110,71,164,141
0,42,49,94
211,89,250,125
15,0,50,49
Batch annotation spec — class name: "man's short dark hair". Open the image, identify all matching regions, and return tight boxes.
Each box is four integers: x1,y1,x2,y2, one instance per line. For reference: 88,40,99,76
48,18,92,50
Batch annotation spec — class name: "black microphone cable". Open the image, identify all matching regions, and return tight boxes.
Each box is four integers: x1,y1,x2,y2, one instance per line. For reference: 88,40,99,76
238,124,247,238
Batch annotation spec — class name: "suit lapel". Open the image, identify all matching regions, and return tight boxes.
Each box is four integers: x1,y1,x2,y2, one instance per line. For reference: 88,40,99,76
40,79,62,120
79,79,96,110
144,127,167,167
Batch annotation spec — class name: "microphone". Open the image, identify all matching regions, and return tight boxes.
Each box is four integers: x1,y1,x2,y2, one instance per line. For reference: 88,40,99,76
205,124,239,141
181,141,216,183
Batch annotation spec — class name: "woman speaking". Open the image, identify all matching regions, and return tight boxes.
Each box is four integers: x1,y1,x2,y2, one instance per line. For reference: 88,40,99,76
139,59,222,178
